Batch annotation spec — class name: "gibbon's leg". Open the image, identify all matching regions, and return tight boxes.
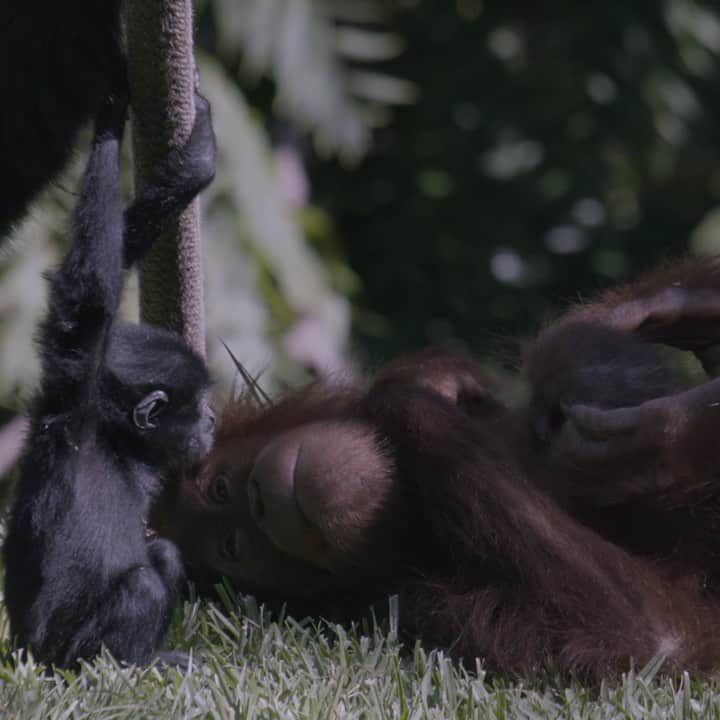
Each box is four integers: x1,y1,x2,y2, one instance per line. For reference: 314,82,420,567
64,563,179,667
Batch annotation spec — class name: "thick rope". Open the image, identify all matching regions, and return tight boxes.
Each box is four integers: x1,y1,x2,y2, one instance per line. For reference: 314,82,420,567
126,0,206,356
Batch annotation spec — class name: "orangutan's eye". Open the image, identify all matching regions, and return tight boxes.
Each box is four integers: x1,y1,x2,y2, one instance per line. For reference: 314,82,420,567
209,473,230,504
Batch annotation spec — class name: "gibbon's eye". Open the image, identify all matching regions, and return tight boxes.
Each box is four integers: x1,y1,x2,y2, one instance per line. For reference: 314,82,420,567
209,473,230,504
218,531,239,561
133,390,169,430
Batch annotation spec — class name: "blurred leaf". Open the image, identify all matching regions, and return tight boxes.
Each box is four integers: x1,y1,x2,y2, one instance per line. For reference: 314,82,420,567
690,207,720,256
0,210,60,401
334,27,405,63
199,56,351,387
211,0,411,159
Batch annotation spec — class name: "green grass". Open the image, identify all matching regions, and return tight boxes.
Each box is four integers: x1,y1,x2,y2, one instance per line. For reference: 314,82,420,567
2,585,720,720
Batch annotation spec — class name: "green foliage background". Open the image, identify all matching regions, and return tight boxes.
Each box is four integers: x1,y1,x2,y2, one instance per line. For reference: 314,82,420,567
313,0,720,361
5,0,720,406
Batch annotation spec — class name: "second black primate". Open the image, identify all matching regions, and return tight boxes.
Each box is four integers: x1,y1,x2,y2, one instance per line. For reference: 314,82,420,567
0,0,126,237
2,92,217,668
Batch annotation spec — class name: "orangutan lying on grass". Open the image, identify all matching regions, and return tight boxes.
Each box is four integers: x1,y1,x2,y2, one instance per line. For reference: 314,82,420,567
154,259,720,680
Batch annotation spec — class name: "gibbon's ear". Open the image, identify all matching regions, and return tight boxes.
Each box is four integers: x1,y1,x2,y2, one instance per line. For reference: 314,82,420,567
133,390,169,430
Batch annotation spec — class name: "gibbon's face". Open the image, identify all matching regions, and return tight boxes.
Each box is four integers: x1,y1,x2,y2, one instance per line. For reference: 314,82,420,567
131,388,216,465
105,322,215,465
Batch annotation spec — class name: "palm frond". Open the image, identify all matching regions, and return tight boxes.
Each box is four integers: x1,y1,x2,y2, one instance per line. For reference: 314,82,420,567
211,0,414,160
199,56,352,390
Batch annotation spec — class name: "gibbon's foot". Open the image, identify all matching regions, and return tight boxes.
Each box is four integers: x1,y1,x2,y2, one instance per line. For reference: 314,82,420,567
154,650,193,673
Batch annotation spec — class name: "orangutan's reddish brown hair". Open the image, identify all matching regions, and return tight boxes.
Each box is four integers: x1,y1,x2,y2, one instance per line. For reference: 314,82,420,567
154,259,720,681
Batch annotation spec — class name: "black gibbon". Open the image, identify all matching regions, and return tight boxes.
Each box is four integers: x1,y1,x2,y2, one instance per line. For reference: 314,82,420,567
3,91,216,669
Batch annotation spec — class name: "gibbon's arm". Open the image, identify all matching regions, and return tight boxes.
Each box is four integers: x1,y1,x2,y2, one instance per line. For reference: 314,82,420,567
38,92,215,410
39,97,127,408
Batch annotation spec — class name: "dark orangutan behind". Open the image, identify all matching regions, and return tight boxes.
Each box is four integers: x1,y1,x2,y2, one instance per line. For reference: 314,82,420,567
153,259,720,680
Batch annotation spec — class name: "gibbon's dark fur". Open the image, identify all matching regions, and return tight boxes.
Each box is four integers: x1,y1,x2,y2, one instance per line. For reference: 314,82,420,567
0,0,126,237
155,259,720,680
2,93,216,669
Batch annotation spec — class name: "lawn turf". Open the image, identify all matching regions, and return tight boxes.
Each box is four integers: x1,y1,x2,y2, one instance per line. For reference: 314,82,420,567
1,580,720,720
